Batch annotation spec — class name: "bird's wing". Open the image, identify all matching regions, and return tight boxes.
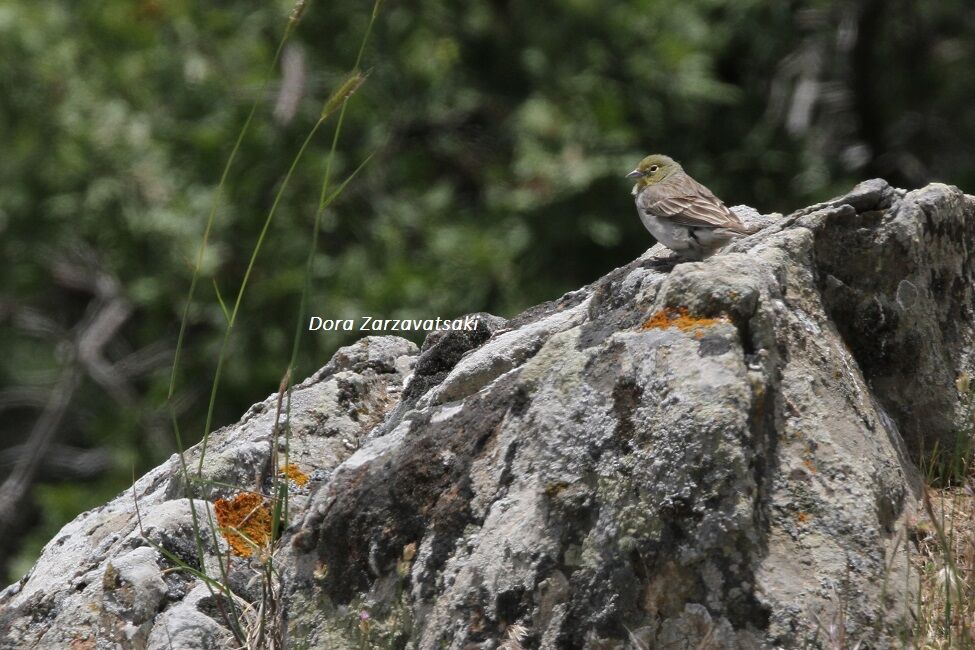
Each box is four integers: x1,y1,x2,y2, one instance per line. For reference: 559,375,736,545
646,195,748,232
641,173,750,233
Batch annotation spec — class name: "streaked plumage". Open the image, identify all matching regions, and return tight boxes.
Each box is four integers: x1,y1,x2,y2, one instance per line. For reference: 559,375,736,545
627,154,751,260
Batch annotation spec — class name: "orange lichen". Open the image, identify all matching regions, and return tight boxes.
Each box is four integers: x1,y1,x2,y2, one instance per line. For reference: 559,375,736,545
796,511,811,524
214,492,272,557
280,463,309,486
641,307,728,333
802,458,817,474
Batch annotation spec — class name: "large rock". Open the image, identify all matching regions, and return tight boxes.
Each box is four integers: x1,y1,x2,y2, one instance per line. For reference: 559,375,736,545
3,181,974,648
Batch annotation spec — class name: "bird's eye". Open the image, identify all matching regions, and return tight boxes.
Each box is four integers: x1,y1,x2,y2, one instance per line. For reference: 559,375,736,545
649,165,659,173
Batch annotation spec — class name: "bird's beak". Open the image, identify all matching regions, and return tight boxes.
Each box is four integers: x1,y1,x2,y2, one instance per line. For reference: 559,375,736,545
626,169,644,179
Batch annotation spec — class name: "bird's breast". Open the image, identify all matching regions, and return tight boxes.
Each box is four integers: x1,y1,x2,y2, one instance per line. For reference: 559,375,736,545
636,205,690,250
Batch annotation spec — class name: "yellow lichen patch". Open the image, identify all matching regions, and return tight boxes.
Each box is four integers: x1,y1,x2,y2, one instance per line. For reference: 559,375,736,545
397,542,417,577
641,307,728,333
957,372,971,394
214,492,272,557
313,562,329,581
543,481,570,498
101,562,119,591
280,463,309,486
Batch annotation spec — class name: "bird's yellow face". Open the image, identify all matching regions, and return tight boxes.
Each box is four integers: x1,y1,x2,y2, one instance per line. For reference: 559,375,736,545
626,154,681,189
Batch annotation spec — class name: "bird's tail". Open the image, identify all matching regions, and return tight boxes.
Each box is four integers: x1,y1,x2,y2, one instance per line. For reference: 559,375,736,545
715,224,758,238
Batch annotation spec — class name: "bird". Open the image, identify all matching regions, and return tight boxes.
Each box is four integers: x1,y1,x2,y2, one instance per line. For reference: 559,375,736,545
627,154,752,262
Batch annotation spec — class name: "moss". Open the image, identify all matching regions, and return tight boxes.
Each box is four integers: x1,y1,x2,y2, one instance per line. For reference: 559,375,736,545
312,593,415,649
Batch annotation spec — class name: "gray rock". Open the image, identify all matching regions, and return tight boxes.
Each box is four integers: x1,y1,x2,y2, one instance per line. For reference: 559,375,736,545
145,584,235,650
0,336,417,649
4,183,975,648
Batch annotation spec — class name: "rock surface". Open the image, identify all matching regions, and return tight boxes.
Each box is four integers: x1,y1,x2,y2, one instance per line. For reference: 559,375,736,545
3,181,975,649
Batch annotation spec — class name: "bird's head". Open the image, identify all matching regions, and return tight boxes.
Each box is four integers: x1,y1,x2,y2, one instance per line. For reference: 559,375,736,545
626,154,681,191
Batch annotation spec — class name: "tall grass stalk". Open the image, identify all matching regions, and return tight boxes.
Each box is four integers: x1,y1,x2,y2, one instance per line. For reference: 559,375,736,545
195,112,327,475
144,2,385,646
281,0,383,529
158,12,304,642
911,378,975,648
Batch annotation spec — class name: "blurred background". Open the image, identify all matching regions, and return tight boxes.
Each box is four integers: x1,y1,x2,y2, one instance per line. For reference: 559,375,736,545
2,0,974,583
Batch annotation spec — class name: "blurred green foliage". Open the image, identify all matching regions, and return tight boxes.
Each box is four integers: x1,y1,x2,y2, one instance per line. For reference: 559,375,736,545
2,0,975,581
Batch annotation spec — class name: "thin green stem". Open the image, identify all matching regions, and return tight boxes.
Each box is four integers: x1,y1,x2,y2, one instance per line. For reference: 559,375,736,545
163,22,296,621
168,25,294,402
213,278,231,324
197,116,327,475
281,0,382,526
